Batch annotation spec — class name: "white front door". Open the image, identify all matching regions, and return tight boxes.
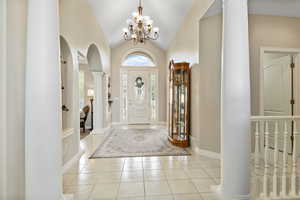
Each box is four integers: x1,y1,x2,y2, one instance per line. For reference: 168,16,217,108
128,71,149,123
120,69,158,124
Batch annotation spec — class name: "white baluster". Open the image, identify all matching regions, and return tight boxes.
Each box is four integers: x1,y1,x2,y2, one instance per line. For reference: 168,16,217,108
262,121,270,198
290,120,299,196
254,121,260,173
254,121,262,198
271,122,279,197
281,121,289,197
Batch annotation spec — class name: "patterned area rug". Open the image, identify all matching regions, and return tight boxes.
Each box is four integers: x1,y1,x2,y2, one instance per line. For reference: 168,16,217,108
90,128,190,158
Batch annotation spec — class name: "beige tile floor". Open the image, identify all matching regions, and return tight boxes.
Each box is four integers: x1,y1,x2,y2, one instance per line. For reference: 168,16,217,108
63,133,221,200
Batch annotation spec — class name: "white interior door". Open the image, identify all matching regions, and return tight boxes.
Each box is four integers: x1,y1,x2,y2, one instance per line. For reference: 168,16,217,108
264,55,292,116
263,55,292,152
120,69,158,124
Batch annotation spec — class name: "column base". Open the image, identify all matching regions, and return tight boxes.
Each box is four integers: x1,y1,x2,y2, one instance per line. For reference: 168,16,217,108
211,185,250,200
62,149,85,174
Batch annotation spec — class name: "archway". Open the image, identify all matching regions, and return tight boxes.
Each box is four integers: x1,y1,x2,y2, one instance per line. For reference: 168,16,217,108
87,44,103,72
87,44,105,134
120,50,159,124
60,36,82,175
60,36,74,131
78,63,94,137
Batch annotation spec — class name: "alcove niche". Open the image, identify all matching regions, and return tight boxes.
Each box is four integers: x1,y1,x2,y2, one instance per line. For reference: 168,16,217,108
60,36,74,131
86,44,104,131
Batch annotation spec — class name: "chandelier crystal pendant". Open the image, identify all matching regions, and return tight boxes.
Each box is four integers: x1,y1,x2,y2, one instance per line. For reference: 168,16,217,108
123,0,159,44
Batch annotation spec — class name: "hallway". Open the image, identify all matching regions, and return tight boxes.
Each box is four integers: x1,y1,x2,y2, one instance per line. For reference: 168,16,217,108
3,0,300,199
63,131,220,200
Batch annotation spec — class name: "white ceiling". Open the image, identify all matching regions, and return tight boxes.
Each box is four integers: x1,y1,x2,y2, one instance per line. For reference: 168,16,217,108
87,0,194,49
249,0,300,18
204,0,300,18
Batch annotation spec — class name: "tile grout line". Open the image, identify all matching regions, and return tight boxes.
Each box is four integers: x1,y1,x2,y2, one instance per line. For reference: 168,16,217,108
164,171,175,200
142,158,146,199
87,184,96,200
64,152,222,200
201,166,220,185
115,159,125,200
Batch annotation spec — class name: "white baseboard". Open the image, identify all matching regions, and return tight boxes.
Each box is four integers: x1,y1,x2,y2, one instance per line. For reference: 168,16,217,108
235,194,251,200
190,136,221,159
62,149,85,174
111,122,127,126
194,147,221,160
61,194,74,200
211,185,250,200
62,128,75,139
91,126,112,135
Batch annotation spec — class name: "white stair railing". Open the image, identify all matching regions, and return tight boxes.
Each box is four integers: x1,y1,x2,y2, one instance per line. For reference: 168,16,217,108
251,116,300,199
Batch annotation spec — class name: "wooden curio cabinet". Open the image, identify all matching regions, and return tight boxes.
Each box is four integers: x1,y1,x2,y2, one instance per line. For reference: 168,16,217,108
168,60,190,148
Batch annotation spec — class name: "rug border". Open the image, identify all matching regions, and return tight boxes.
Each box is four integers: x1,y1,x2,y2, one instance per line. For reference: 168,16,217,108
89,128,191,159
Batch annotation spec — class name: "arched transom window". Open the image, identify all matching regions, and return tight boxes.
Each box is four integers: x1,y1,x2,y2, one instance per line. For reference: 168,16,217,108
122,52,155,67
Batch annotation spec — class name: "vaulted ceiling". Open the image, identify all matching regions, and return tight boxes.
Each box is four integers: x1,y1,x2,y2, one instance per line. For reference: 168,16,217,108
250,0,300,17
87,0,194,50
205,0,300,18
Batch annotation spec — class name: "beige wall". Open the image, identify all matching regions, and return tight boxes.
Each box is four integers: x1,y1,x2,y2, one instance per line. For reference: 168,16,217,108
60,0,112,128
59,0,111,73
167,0,215,65
192,14,300,154
168,5,300,154
193,14,222,153
249,15,300,154
166,0,218,153
249,15,300,115
111,42,167,123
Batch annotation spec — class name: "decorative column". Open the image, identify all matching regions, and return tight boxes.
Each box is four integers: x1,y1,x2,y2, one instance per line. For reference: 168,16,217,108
25,0,62,200
92,72,104,134
219,0,251,199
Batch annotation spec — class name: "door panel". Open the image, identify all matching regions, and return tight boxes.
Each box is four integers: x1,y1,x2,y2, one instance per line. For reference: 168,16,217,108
120,69,158,124
263,55,292,153
128,71,149,123
264,55,292,116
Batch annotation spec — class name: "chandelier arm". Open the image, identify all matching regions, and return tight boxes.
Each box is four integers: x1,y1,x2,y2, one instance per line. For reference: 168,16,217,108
122,0,159,44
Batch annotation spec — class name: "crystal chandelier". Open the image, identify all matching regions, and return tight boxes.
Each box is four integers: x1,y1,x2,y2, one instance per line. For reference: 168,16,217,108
123,0,159,44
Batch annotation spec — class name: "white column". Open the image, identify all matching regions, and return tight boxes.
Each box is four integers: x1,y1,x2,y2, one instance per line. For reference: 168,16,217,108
25,1,61,200
93,72,104,133
72,49,81,152
219,0,251,199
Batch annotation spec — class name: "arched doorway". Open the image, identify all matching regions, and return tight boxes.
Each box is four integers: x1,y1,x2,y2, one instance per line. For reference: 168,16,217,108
78,62,94,137
60,36,74,131
60,36,81,173
120,50,159,124
87,44,105,134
